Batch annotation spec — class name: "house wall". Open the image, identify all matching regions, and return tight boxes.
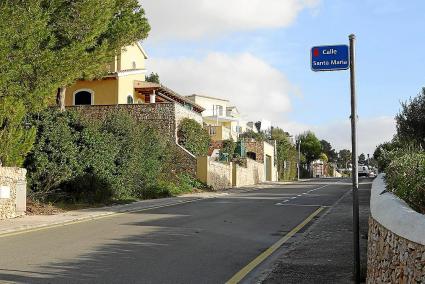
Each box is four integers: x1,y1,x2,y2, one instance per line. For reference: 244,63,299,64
117,73,145,104
118,44,146,71
65,78,118,106
186,95,229,117
0,167,27,219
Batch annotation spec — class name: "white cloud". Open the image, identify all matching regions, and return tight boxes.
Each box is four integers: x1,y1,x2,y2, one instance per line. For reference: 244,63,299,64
147,52,297,122
142,0,320,40
282,116,396,155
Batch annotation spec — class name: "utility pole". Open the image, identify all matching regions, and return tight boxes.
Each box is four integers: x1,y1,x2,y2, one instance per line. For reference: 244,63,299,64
297,140,301,181
349,33,360,284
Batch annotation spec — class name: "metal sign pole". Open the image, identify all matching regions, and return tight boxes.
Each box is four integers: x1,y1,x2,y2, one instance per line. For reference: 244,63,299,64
349,34,360,284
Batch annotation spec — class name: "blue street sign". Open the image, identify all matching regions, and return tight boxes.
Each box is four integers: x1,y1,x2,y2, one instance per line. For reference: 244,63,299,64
311,45,349,71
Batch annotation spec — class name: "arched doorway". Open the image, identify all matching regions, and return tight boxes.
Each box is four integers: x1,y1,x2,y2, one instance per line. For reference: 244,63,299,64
74,90,93,105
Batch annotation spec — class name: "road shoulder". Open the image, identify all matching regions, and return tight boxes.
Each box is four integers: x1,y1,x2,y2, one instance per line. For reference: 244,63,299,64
256,181,371,284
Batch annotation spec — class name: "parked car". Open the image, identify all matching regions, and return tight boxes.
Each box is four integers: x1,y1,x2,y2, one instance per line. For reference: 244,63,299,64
358,165,369,177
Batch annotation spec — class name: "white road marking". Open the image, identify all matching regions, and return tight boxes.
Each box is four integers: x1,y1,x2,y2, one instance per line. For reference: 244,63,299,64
275,182,342,206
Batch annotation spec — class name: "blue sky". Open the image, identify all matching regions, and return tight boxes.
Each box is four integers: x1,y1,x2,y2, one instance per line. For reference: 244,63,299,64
142,0,424,154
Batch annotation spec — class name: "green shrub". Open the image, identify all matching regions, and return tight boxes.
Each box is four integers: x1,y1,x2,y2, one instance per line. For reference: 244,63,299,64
25,109,81,198
26,110,212,204
177,118,210,156
66,120,119,203
385,149,425,214
221,139,236,156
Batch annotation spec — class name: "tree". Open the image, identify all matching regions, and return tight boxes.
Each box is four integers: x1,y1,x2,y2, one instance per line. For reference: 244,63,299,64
396,88,425,147
320,153,328,163
47,0,151,110
338,149,352,168
298,131,322,165
0,1,56,166
146,72,160,83
358,153,366,164
373,140,401,171
0,98,36,166
271,128,297,180
0,0,150,164
320,140,337,162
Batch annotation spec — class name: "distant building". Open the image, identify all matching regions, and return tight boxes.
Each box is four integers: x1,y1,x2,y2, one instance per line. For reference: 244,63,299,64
186,94,254,141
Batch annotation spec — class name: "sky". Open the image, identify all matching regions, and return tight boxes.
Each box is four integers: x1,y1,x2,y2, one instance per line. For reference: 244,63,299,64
140,0,425,155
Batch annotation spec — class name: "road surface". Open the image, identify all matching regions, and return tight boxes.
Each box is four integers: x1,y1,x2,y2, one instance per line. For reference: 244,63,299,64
0,179,370,283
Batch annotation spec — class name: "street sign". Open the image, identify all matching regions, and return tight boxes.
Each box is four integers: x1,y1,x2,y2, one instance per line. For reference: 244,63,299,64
310,37,360,284
311,45,349,71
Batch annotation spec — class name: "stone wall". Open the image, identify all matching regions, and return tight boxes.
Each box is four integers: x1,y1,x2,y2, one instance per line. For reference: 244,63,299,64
367,217,425,283
69,103,177,139
173,144,197,177
69,103,203,142
243,139,265,163
233,158,265,187
0,167,27,219
197,157,233,190
367,174,425,283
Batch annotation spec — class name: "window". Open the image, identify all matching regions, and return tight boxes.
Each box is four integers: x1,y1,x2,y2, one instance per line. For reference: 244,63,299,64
127,95,134,104
247,152,256,160
236,126,242,133
74,90,93,105
132,61,137,69
214,105,223,116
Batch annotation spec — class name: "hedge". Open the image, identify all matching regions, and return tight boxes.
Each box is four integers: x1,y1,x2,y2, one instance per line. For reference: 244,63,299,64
385,149,425,214
25,109,207,203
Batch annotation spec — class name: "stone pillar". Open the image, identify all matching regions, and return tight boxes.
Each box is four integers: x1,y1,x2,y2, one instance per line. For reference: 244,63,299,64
150,90,156,103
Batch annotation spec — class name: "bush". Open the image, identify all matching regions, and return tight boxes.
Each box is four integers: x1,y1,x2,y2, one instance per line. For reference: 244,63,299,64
66,120,119,203
177,118,210,156
25,109,81,198
26,109,206,204
396,88,425,147
221,139,236,157
385,149,425,214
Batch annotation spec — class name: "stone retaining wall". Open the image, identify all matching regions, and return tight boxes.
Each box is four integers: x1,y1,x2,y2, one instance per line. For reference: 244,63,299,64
233,158,265,187
0,167,27,219
69,103,203,142
367,174,425,283
367,217,425,283
196,157,233,190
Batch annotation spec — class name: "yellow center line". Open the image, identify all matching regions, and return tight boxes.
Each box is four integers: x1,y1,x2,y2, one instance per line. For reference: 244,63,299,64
226,206,325,284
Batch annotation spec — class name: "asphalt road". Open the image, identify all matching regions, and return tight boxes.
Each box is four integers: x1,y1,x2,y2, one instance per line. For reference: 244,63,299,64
0,179,359,284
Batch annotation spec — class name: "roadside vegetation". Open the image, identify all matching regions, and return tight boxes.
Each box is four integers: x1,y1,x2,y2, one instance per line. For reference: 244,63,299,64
177,118,211,156
0,1,210,209
374,88,425,214
25,110,209,204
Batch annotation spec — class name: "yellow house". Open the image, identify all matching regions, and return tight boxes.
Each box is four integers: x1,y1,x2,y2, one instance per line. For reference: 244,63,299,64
186,94,253,141
65,43,150,106
64,43,203,113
